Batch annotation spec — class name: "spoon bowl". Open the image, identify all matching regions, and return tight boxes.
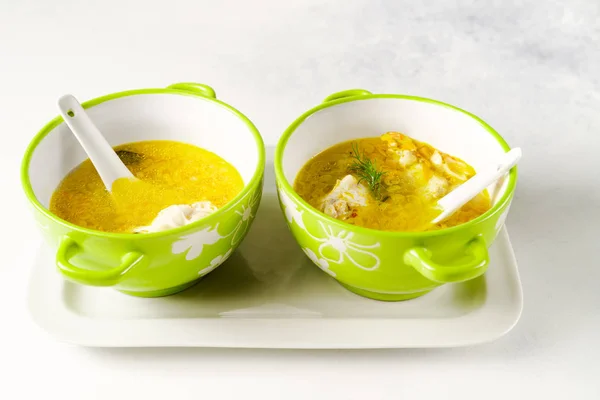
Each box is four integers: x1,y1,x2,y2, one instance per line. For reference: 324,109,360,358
432,147,522,224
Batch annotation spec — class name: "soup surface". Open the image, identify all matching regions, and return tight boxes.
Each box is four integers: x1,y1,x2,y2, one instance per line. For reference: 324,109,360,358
294,132,491,232
50,140,244,233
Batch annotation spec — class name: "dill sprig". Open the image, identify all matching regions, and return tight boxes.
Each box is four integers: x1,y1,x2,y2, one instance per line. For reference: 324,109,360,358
348,142,386,200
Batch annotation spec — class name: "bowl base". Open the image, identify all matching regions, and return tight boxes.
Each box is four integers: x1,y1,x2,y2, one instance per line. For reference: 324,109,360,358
118,277,203,298
340,283,433,301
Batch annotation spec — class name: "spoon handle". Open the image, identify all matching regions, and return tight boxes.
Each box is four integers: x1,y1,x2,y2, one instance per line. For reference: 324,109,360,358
432,148,522,224
57,95,134,190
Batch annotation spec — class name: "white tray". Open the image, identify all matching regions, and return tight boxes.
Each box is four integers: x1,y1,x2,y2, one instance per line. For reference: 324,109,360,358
28,157,523,348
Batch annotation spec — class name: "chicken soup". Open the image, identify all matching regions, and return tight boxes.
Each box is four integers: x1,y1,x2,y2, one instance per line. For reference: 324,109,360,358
294,132,491,232
50,140,244,233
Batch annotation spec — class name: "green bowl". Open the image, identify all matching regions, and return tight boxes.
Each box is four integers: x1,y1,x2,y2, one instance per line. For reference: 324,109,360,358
21,83,265,297
274,89,517,301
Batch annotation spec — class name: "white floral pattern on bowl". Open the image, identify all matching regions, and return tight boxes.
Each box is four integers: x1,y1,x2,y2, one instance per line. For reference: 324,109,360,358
278,188,306,229
312,221,380,271
278,187,381,272
172,224,226,261
172,190,260,263
302,248,335,277
198,249,233,276
231,190,261,246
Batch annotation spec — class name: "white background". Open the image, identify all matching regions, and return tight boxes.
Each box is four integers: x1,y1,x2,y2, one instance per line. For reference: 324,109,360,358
1,0,599,398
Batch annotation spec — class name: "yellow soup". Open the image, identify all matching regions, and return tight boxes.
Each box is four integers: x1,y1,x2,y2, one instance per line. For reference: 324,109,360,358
50,140,244,233
294,132,491,232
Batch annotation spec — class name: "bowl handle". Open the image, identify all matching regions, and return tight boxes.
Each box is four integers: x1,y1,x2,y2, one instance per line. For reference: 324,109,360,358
323,89,372,103
403,236,489,283
167,82,217,99
56,236,144,287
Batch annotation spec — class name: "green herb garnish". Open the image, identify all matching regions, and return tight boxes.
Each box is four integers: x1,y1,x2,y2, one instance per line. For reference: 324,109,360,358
116,150,144,165
348,142,386,200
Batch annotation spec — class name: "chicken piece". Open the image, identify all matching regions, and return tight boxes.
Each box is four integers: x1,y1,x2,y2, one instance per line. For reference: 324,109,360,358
405,162,435,188
397,149,417,167
425,175,449,198
381,132,419,167
430,151,443,166
443,155,474,182
320,175,370,219
430,151,474,182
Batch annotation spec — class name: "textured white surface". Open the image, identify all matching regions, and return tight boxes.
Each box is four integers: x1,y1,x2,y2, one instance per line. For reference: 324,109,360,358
1,0,599,399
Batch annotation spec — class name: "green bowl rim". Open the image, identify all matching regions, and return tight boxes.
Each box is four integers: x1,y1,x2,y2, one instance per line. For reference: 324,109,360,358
21,87,265,239
274,93,518,238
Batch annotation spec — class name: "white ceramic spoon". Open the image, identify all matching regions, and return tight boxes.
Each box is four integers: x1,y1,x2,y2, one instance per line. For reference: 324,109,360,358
57,94,135,191
431,148,522,224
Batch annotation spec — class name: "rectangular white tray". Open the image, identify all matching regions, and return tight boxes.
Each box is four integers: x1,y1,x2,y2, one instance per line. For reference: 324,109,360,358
28,158,523,348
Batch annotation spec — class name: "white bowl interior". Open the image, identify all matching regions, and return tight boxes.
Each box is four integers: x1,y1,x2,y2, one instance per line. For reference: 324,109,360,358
282,98,511,204
28,93,260,208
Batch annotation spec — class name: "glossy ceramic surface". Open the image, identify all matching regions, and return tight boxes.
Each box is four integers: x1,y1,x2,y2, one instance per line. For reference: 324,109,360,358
21,83,265,297
27,158,523,348
274,89,517,301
